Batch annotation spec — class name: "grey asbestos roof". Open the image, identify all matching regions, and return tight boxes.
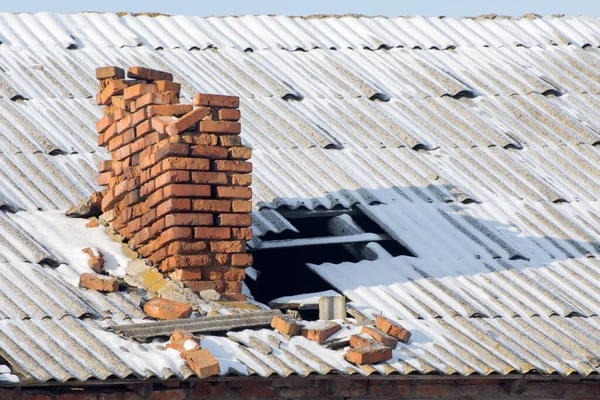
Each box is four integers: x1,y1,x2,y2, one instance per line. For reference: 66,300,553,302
0,12,599,383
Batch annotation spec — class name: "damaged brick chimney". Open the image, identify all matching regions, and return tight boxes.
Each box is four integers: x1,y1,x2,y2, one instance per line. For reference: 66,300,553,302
95,66,252,298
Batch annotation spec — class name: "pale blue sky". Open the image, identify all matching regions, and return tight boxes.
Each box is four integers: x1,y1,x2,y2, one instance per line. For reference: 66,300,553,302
2,0,598,17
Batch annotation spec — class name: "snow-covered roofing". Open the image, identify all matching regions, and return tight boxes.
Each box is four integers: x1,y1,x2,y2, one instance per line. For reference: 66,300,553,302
0,12,599,383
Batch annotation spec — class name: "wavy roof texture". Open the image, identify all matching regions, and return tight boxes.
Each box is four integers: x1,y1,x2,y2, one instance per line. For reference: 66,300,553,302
0,13,598,384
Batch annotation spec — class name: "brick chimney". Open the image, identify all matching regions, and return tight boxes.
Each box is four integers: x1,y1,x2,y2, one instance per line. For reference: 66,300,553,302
95,66,252,297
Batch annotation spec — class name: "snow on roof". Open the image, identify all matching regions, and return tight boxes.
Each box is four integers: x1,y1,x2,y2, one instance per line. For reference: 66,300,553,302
0,12,599,384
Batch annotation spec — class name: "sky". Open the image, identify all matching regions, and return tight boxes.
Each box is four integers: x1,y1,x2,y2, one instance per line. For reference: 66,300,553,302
2,0,599,18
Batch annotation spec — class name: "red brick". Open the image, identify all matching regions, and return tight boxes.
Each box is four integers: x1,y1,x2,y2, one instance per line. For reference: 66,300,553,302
135,92,167,109
375,315,412,343
224,281,242,293
271,316,302,335
128,66,174,81
301,323,341,343
199,120,241,134
212,160,252,173
344,345,392,365
361,325,399,348
99,79,128,104
230,174,252,186
143,297,192,320
111,95,131,110
209,240,244,253
161,255,214,271
193,93,239,108
165,107,211,136
97,160,112,173
194,227,231,240
168,241,208,255
231,200,252,213
131,108,147,127
136,118,154,137
148,104,193,117
170,268,202,281
155,80,181,95
216,213,252,227
228,146,252,160
156,199,192,218
163,184,211,199
219,135,242,146
184,280,219,292
185,349,220,378
349,334,379,348
162,157,210,172
97,171,115,186
79,273,118,292
221,293,247,301
115,114,132,133
193,199,232,213
191,171,228,185
215,186,252,199
154,170,191,188
163,213,213,228
231,253,253,267
202,266,246,281
96,66,125,80
96,114,115,133
123,83,158,101
218,108,241,121
160,227,193,245
190,145,228,159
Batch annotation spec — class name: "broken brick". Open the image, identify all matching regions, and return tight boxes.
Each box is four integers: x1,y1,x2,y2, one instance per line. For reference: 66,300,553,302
82,247,104,273
345,345,393,365
360,325,399,348
79,273,118,292
128,66,174,82
185,349,220,378
271,316,303,336
143,297,193,320
301,323,341,343
375,315,412,343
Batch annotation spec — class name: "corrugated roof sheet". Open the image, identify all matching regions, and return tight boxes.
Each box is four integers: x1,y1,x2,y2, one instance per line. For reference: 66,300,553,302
0,13,599,384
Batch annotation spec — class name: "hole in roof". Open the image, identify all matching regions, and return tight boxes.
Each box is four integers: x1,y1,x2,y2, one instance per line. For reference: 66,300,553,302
503,143,523,150
249,209,415,305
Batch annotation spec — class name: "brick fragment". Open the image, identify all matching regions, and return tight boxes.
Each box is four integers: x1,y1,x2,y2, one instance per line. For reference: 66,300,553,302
231,227,253,240
143,297,193,320
301,323,341,343
148,104,193,118
193,93,239,108
86,220,99,228
375,315,412,343
271,316,302,336
167,329,200,357
96,66,125,80
166,107,211,136
199,120,241,134
360,326,399,348
344,345,393,365
185,349,220,378
221,293,247,302
218,108,241,121
82,247,104,273
128,66,174,82
170,268,203,281
349,334,379,348
79,273,118,292
218,135,242,147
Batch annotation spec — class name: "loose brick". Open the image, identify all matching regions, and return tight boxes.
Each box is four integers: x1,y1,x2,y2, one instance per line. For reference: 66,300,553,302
185,349,220,378
165,107,211,136
128,66,174,81
216,213,252,227
79,273,118,292
375,315,412,343
215,186,252,199
143,297,192,320
184,280,218,292
193,199,232,213
361,326,399,348
344,345,392,365
112,95,131,110
147,104,193,117
123,83,158,101
96,66,125,80
271,316,302,336
99,79,128,105
135,92,167,108
190,145,228,159
194,227,231,240
231,253,253,267
166,329,200,357
193,93,239,108
218,108,241,121
301,323,341,343
212,160,252,173
155,80,181,95
199,120,241,134
82,248,104,273
221,293,247,302
349,334,379,348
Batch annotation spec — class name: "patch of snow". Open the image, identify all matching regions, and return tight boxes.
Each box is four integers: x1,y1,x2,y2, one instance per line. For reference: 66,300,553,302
0,365,10,374
184,339,197,350
0,373,19,383
269,290,340,307
9,210,131,286
201,336,249,376
245,267,259,281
